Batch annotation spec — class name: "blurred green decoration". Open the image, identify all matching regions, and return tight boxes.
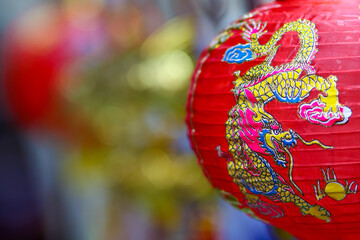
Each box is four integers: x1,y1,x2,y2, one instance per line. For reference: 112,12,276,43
62,15,215,226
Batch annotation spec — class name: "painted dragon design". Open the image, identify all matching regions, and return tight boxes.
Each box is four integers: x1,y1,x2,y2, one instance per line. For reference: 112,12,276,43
217,19,352,221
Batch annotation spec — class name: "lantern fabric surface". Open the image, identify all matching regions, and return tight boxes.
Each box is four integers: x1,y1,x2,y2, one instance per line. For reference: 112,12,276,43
186,0,360,239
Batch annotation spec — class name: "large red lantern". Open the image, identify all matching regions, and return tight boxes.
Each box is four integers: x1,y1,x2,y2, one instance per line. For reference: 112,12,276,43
186,0,360,239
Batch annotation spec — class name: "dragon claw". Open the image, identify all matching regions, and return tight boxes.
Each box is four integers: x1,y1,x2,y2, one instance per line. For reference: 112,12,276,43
242,20,268,42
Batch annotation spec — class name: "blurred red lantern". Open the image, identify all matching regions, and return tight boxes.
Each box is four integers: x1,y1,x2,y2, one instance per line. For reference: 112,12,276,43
187,0,360,239
3,4,107,131
3,6,68,128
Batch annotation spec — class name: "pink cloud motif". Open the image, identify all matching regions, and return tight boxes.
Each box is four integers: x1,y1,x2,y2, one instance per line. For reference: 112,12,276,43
299,99,352,127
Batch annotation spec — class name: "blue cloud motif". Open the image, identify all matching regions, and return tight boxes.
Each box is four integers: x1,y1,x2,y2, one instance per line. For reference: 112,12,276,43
223,43,255,64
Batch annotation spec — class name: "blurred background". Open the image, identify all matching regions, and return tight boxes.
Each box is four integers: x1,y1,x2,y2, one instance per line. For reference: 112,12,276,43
0,0,296,240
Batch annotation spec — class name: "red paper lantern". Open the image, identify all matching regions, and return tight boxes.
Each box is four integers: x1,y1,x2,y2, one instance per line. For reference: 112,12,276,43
186,0,360,239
